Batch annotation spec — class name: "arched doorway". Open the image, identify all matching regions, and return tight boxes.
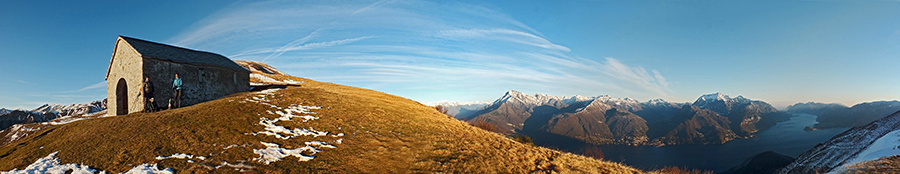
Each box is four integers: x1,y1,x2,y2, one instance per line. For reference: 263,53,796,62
116,78,128,115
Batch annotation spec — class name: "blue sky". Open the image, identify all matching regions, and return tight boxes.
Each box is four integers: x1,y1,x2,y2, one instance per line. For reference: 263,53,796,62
1,0,899,110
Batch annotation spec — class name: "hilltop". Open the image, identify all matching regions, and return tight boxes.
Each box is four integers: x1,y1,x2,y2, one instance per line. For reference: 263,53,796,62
0,61,656,173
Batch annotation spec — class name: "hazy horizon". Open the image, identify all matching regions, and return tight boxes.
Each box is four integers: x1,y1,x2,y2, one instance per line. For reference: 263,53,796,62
1,0,899,110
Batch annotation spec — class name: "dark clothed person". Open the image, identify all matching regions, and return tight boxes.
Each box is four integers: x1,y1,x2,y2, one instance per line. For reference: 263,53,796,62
142,77,156,112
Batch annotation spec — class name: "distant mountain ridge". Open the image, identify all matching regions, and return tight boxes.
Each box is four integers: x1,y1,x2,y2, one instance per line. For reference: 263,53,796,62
0,100,107,131
421,101,490,119
786,101,900,129
457,90,791,146
785,102,846,115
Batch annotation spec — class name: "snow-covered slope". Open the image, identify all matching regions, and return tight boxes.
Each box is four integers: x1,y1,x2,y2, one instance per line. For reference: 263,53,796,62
0,100,108,145
830,129,900,173
29,100,106,117
779,110,900,174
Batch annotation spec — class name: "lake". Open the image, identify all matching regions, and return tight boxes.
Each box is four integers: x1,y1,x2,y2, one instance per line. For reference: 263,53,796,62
531,114,850,172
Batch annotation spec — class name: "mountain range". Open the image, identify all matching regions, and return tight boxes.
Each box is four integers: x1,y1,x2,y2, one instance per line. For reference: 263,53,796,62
786,101,900,129
443,90,792,146
420,101,490,119
0,100,107,131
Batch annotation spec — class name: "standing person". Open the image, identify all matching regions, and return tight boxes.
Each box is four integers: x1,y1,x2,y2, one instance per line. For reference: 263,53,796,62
172,73,183,108
142,76,156,112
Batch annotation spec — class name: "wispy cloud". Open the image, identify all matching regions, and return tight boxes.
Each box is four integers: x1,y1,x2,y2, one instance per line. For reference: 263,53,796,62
263,36,375,61
434,29,570,52
15,80,36,85
353,0,395,15
260,29,322,61
168,0,674,101
600,58,673,98
230,33,375,62
77,81,106,91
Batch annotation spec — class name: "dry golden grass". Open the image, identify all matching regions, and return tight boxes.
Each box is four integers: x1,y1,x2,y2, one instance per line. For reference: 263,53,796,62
470,118,499,133
0,61,659,173
841,155,900,174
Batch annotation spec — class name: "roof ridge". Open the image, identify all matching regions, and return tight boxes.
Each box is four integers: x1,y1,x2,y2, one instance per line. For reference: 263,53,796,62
116,36,250,73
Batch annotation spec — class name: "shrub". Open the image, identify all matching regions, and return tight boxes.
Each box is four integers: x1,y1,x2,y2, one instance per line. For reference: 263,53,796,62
649,166,713,174
470,118,497,133
511,134,534,146
434,105,449,116
581,146,604,159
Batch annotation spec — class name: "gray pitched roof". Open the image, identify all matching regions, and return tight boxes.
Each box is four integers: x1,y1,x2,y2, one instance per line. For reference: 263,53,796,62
119,36,249,72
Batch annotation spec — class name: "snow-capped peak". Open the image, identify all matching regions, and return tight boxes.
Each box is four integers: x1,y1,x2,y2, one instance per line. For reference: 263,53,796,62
495,90,528,104
645,98,670,106
647,98,667,103
574,98,614,113
28,100,107,117
494,90,568,107
571,95,594,102
699,92,730,102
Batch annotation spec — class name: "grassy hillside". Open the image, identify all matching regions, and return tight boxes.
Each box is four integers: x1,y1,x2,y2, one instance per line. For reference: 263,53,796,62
842,155,900,174
0,61,653,173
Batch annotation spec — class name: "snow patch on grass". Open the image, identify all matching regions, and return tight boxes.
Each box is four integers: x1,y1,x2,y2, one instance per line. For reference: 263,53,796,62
254,123,328,139
305,141,337,149
274,105,321,122
282,79,304,84
249,73,304,85
0,152,96,174
251,73,280,84
43,111,109,126
1,152,172,174
242,88,343,165
252,142,317,164
4,125,40,145
154,153,206,160
215,161,254,170
123,163,173,174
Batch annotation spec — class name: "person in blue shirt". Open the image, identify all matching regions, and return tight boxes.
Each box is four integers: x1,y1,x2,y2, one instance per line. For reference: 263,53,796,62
172,73,183,108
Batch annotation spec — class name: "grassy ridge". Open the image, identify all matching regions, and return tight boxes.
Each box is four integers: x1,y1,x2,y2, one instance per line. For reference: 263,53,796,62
0,69,647,173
